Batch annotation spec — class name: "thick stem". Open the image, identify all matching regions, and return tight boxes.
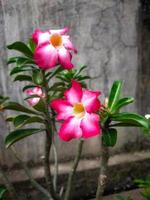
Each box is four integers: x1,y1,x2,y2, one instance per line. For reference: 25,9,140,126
96,139,109,200
64,139,84,200
10,147,52,200
0,166,17,200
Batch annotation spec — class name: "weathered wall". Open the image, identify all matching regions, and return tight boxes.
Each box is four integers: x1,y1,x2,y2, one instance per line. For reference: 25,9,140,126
0,0,148,168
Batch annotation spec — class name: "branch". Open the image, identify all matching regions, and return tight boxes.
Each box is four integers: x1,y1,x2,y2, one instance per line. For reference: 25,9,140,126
10,147,52,199
96,139,109,200
64,139,84,200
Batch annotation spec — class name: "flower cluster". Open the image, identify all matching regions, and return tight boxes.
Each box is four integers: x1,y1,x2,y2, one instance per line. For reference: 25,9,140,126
26,27,102,141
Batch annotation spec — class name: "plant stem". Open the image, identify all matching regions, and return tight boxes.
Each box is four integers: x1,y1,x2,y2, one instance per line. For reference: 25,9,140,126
42,70,61,200
52,141,58,192
10,147,52,200
64,139,84,200
96,139,109,200
0,166,17,200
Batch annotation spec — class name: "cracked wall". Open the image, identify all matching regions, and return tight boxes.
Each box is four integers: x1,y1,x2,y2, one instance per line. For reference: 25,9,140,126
0,0,148,167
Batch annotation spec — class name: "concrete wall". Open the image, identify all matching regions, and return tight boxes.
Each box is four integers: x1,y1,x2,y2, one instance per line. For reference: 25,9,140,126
0,0,148,168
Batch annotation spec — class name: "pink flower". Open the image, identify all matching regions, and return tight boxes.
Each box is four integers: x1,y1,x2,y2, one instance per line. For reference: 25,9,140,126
32,27,77,70
50,81,101,141
24,87,44,106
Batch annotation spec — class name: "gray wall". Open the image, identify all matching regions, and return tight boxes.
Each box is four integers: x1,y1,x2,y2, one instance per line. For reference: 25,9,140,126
0,0,147,168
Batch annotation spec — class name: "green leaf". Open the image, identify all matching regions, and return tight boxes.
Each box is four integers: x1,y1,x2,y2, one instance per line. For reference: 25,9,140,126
13,115,30,127
3,102,38,115
111,112,149,129
5,128,44,148
27,38,36,52
74,65,87,77
0,186,7,199
14,75,32,82
7,56,34,65
112,97,134,113
32,69,44,85
7,41,33,58
108,80,123,111
33,99,45,112
13,115,44,128
102,128,117,147
22,85,36,92
10,67,32,75
47,66,63,80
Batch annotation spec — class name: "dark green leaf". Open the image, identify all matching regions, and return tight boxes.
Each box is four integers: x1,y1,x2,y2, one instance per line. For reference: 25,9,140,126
7,56,34,65
7,42,33,58
108,80,123,111
5,128,44,148
13,115,30,127
33,99,46,112
0,186,7,199
102,128,117,147
10,67,32,75
27,38,36,52
74,65,87,77
48,66,63,80
22,85,36,92
111,112,149,129
32,69,43,85
3,102,38,114
14,75,32,82
14,115,44,128
112,97,134,113
24,94,41,101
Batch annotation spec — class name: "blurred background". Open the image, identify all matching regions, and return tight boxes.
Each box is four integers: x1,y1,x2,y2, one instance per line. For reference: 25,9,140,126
0,0,150,199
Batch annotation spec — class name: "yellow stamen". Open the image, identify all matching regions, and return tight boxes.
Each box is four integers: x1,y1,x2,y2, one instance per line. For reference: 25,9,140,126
73,103,85,118
50,33,62,47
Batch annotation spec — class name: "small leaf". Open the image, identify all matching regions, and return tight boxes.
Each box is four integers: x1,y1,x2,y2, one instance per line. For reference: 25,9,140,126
7,41,33,58
14,75,32,82
22,85,36,92
32,69,44,85
0,186,7,199
74,65,87,77
102,128,117,147
27,38,36,52
3,102,38,114
10,67,32,75
112,97,134,113
13,115,30,127
33,99,46,112
13,115,44,128
111,112,149,129
5,128,44,148
47,66,63,80
108,80,123,111
7,56,34,65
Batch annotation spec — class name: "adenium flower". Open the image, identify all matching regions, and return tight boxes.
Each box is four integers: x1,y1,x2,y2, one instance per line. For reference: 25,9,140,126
32,27,77,70
51,81,101,141
24,86,44,106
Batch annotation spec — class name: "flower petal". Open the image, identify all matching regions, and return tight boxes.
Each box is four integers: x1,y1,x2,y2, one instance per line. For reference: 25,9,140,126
81,113,101,138
34,43,58,69
58,47,74,69
28,97,40,106
50,99,73,120
49,27,69,35
59,117,82,141
32,29,50,46
62,36,77,53
64,80,82,105
82,90,101,113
